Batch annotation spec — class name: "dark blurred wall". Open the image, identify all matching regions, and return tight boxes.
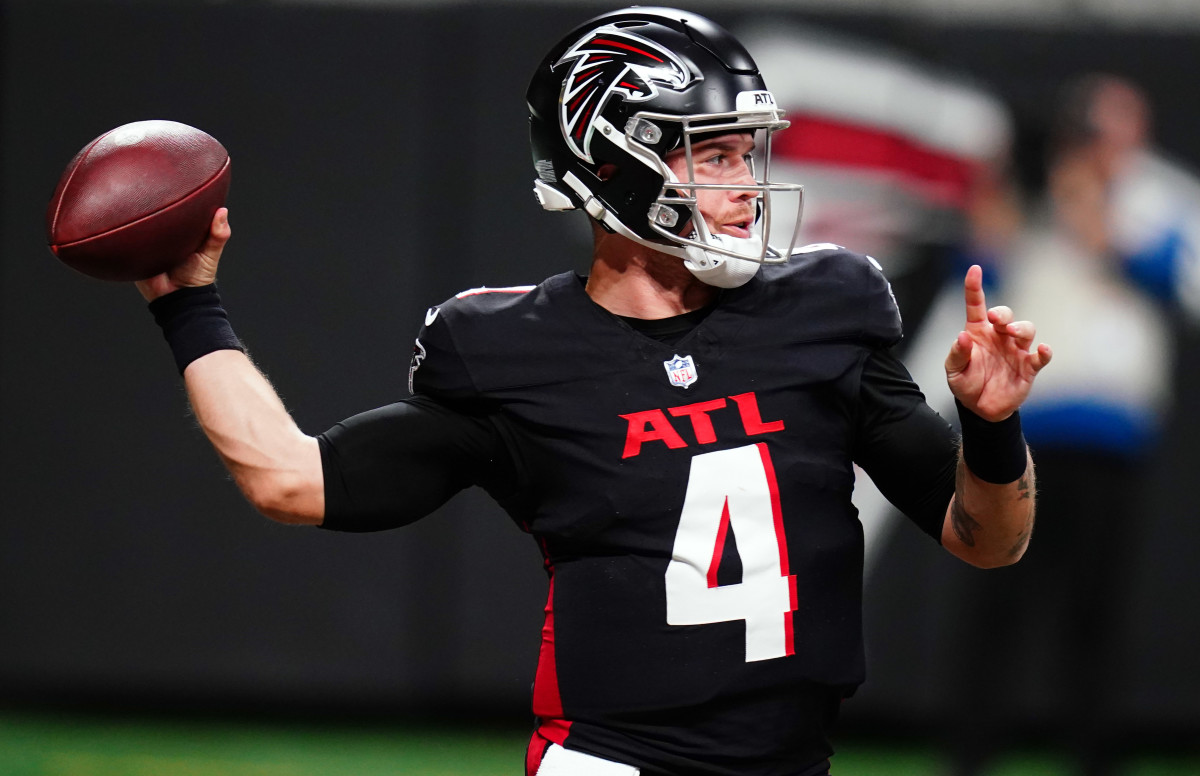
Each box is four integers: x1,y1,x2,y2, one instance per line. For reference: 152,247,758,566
3,0,1198,743
1,0,596,716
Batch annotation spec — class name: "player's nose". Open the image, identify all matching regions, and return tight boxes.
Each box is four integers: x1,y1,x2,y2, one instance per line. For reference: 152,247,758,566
731,160,758,200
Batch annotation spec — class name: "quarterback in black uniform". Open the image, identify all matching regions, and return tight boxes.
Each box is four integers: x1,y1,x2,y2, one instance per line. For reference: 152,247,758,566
138,8,1051,776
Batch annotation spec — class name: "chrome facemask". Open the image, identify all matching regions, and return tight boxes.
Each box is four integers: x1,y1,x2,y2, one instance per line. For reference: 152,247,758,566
632,105,805,285
544,98,805,288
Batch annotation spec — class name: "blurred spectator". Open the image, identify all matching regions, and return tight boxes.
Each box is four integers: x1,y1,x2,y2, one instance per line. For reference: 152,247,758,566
898,73,1200,776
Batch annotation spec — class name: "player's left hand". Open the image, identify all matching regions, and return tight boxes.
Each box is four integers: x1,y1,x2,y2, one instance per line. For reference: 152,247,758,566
944,264,1052,421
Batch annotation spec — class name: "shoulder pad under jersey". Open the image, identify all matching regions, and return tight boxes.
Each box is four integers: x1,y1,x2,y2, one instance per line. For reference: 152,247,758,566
407,284,538,401
752,243,903,345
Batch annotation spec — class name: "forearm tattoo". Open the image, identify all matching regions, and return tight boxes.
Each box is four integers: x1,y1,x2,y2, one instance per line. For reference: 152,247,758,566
953,464,1036,555
1006,475,1035,558
1017,475,1032,500
951,462,982,547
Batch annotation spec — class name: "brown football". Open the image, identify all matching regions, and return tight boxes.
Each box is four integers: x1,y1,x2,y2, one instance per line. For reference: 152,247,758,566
46,120,231,281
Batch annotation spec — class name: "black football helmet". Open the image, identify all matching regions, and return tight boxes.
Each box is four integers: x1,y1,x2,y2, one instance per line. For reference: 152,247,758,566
527,6,803,286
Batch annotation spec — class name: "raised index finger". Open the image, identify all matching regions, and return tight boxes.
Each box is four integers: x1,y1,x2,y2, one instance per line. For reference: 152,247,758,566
963,264,988,325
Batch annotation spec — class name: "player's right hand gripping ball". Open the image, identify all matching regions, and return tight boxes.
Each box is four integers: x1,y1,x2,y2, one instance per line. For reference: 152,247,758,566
45,119,231,282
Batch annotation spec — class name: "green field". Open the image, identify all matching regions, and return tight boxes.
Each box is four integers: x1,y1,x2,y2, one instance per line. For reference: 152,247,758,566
1,711,1196,775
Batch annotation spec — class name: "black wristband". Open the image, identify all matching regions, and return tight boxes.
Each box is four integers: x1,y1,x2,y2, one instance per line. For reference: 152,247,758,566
148,283,245,375
955,398,1028,484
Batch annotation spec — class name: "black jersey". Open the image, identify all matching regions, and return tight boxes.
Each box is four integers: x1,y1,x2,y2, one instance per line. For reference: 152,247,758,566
320,246,959,775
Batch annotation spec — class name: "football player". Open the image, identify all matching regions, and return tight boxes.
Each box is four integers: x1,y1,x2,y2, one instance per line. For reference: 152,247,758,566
137,8,1051,776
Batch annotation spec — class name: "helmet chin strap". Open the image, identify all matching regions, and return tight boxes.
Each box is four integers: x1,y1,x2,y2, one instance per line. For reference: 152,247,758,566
680,220,761,289
559,171,762,289
682,240,761,288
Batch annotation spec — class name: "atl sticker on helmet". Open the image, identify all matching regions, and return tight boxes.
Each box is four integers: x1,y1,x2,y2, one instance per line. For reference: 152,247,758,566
736,91,777,111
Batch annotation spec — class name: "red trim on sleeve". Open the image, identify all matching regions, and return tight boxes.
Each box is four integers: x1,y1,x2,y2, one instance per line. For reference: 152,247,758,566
454,285,535,299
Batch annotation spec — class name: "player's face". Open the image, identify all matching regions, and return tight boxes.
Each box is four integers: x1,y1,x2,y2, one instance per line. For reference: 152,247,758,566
665,132,759,240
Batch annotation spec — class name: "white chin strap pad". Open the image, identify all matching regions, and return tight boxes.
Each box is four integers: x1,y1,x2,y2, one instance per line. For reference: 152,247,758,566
683,252,760,288
682,234,762,288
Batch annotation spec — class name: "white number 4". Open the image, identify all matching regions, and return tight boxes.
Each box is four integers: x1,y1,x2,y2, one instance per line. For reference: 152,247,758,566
665,443,797,662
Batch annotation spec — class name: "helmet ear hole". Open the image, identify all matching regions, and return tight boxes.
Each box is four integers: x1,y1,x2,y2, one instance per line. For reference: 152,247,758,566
597,163,619,182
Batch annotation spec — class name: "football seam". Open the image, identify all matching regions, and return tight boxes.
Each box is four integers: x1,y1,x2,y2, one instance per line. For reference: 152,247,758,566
48,135,108,240
51,156,231,249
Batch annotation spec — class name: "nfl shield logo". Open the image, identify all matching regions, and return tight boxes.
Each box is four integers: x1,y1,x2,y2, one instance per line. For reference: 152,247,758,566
664,354,698,389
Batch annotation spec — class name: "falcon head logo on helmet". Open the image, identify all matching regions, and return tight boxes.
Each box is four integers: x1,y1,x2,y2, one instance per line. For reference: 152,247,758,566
555,27,697,164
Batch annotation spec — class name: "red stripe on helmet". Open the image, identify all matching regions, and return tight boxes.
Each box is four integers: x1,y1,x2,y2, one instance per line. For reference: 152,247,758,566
569,84,595,112
575,102,595,139
593,37,664,62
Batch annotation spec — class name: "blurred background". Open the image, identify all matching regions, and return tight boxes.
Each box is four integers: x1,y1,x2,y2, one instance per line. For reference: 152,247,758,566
3,0,1199,774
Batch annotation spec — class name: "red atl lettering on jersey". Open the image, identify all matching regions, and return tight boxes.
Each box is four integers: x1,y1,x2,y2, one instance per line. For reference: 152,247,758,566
620,391,785,458
730,392,785,434
668,398,727,444
619,409,688,458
